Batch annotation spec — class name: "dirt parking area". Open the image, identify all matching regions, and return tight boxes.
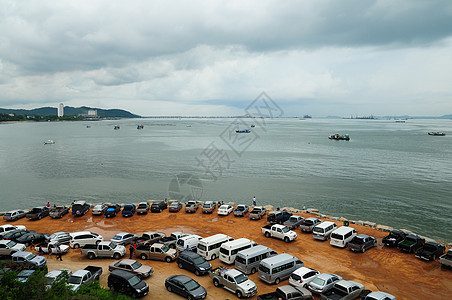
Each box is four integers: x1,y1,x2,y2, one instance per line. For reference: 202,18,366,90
2,207,450,300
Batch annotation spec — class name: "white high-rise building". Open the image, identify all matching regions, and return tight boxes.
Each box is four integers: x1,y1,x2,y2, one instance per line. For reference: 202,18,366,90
58,103,64,117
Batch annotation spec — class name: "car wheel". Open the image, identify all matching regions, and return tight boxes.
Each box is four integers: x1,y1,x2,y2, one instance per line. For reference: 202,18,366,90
265,232,270,238
167,285,172,292
251,267,256,274
140,254,147,260
195,269,200,276
113,252,121,259
73,244,80,249
284,237,290,243
211,254,216,260
275,277,280,285
213,279,221,287
236,290,243,298
88,253,95,260
165,256,172,263
188,296,194,300
178,262,183,269
96,240,101,245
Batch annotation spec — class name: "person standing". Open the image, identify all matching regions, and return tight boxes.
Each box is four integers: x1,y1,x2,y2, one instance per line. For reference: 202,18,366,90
129,243,134,259
56,245,63,261
46,202,50,208
253,196,256,206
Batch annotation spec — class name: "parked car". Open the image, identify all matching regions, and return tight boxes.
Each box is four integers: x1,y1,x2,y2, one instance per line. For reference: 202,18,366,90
218,205,234,216
262,224,297,243
136,202,150,215
11,251,47,269
299,218,322,233
45,269,71,287
109,259,153,279
177,250,212,276
3,210,27,222
92,204,108,216
169,201,183,212
397,234,425,253
283,216,305,230
111,232,138,245
81,241,126,259
249,206,266,220
382,230,408,247
69,231,103,249
361,291,396,300
0,240,26,256
105,204,121,218
185,201,199,213
2,229,32,242
267,210,293,224
16,232,49,246
71,200,91,217
158,232,190,249
257,285,313,300
202,201,217,214
151,201,167,213
415,241,446,261
34,241,70,254
210,266,258,298
49,206,70,219
134,231,166,245
439,249,452,268
320,279,364,300
135,243,178,262
26,206,49,220
348,234,377,253
307,273,342,294
108,269,149,298
165,274,207,300
289,267,320,289
0,224,27,238
48,231,72,244
122,204,136,217
68,266,102,291
233,204,249,217
15,269,36,283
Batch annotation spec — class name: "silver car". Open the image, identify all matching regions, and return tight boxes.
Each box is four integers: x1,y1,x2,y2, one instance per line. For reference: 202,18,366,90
308,273,342,294
92,204,108,216
3,210,27,222
137,202,150,215
49,232,72,244
111,232,138,245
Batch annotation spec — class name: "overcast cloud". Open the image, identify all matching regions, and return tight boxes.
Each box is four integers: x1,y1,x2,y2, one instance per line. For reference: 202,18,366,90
1,0,451,116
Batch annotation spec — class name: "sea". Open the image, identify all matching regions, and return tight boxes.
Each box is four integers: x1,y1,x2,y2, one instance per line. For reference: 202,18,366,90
0,118,451,242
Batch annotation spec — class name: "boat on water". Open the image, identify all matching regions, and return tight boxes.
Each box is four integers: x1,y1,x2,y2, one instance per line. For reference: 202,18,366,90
329,133,350,141
114,125,120,130
303,115,312,119
86,125,91,128
186,125,192,127
251,124,255,128
236,129,251,133
428,132,446,136
137,124,144,129
44,140,55,145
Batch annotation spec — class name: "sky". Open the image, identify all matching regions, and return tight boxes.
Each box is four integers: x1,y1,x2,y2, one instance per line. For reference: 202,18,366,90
1,0,452,117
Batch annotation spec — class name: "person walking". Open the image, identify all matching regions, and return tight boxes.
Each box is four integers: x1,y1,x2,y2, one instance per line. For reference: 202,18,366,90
129,243,134,259
253,196,256,206
56,245,63,261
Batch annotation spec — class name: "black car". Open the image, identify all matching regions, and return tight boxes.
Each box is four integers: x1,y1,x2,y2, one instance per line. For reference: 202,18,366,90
176,251,212,276
108,269,149,298
348,234,377,253
105,204,121,218
16,233,49,246
2,229,33,242
151,201,167,213
398,234,425,253
165,275,207,300
382,230,408,247
415,241,446,261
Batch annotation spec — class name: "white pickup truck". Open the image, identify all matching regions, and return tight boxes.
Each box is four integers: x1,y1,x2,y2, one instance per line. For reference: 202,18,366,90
261,224,297,243
210,267,258,298
68,266,102,291
81,241,126,259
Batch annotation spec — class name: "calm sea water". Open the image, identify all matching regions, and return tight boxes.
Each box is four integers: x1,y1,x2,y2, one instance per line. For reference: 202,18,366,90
0,118,451,241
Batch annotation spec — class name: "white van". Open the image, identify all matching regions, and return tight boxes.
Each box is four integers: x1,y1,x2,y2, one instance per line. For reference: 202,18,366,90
258,253,304,284
176,235,202,252
330,226,357,248
312,221,338,241
219,238,257,264
69,231,103,249
235,245,277,275
197,234,233,260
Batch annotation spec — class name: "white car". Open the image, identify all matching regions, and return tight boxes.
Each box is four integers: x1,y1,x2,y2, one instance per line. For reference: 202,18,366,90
0,240,26,256
0,224,27,238
217,205,233,216
45,269,72,288
289,267,320,288
307,273,342,294
111,232,138,245
363,291,396,300
35,241,70,254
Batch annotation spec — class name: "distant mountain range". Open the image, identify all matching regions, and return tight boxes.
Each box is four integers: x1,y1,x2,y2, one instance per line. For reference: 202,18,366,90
0,106,140,118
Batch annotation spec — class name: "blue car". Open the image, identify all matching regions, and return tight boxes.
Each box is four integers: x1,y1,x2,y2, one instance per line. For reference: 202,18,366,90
122,204,136,217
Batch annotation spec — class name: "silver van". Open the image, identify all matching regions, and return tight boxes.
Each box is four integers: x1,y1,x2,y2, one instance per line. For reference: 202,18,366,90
235,245,277,275
258,253,303,284
312,221,337,241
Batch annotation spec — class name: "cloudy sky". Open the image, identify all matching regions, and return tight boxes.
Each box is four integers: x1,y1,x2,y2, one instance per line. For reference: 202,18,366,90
1,0,452,117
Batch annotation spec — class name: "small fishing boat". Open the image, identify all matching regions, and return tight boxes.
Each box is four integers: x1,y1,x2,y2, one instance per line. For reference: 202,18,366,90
44,140,55,145
428,132,445,136
137,124,144,129
114,125,120,130
328,133,350,141
251,124,255,128
236,129,251,133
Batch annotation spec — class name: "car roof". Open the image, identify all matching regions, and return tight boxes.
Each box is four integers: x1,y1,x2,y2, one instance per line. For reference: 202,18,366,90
111,269,136,279
277,285,298,294
117,259,136,265
114,232,131,237
171,274,193,284
293,267,317,276
12,251,33,257
317,273,337,279
356,234,370,238
180,250,201,258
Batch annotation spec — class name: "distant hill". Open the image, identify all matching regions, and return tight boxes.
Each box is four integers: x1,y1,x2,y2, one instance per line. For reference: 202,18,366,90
0,106,140,118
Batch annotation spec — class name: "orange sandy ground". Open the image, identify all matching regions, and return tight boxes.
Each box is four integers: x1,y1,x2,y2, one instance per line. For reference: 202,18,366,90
2,209,450,300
